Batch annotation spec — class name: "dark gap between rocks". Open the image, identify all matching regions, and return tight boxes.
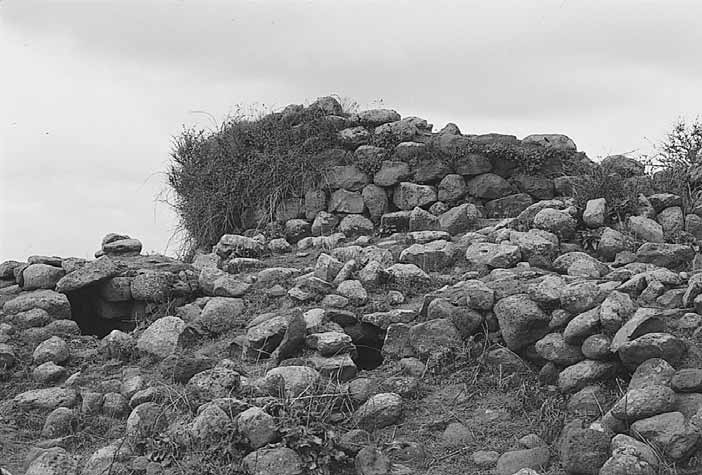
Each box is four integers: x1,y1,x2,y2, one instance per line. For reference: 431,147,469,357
65,286,135,338
346,322,384,370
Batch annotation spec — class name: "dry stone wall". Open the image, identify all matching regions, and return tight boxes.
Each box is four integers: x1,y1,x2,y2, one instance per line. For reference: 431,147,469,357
246,96,591,242
5,97,702,475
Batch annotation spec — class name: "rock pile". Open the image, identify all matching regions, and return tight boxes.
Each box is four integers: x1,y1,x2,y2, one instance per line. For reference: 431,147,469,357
242,97,597,244
3,99,702,475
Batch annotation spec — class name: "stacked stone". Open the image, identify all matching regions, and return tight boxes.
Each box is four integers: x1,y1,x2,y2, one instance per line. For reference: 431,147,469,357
0,257,79,380
8,100,702,475
255,96,583,244
96,233,143,258
0,233,200,341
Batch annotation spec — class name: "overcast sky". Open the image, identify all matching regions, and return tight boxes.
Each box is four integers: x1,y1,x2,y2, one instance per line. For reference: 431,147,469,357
1,0,701,260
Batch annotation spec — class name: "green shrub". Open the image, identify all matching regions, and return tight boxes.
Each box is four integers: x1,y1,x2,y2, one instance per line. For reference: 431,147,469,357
657,117,702,168
648,117,702,212
167,107,344,254
569,163,648,224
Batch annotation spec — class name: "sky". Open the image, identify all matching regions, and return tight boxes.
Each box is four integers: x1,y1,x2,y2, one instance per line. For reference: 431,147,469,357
1,0,701,260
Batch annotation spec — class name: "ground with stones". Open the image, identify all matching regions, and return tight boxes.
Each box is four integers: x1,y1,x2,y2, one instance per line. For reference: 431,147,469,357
3,100,702,475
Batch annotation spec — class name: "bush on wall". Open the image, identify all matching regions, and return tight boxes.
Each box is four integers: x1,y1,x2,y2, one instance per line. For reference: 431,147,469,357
167,106,343,254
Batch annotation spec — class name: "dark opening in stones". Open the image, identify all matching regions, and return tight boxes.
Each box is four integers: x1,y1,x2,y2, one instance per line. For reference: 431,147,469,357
345,322,384,370
66,286,136,338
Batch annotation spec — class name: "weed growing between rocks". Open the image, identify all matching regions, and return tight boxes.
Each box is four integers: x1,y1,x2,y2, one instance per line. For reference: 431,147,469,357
569,163,649,223
272,380,357,474
12,99,702,475
167,105,343,254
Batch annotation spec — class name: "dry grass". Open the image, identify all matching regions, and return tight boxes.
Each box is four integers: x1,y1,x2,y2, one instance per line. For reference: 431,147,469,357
166,105,346,256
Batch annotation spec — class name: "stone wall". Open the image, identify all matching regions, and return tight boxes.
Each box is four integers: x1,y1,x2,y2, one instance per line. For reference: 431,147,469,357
242,97,590,240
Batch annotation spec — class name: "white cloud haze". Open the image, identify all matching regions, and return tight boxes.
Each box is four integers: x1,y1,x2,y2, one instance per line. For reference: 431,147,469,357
1,0,701,259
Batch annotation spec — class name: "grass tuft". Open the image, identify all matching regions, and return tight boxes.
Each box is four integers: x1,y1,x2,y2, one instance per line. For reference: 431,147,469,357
166,105,347,255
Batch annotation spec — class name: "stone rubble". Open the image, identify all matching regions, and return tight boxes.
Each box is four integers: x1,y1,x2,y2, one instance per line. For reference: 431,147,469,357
4,96,702,475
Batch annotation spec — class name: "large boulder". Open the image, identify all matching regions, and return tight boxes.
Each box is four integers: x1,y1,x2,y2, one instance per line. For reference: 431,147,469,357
610,385,676,421
535,333,584,366
353,108,401,126
337,126,371,146
354,392,402,430
552,252,609,276
373,161,411,187
559,426,610,475
136,316,186,358
324,165,369,191
380,211,411,233
598,227,629,261
393,182,437,210
14,387,78,410
362,184,388,220
363,309,417,330
25,447,78,475
648,193,682,212
563,307,601,344
533,208,577,238
311,211,339,236
199,297,246,334
408,318,462,355
495,447,550,475
636,243,695,269
600,291,636,333
102,233,142,256
558,360,618,393
3,289,71,319
454,153,492,176
131,271,175,302
22,264,65,290
657,206,684,234
246,315,289,357
376,117,431,142
513,174,555,200
437,174,467,202
399,240,460,272
263,365,320,397
237,407,278,449
466,173,515,199
414,159,452,184
465,243,521,269
438,203,480,234
309,96,343,115
214,234,264,259
510,229,558,263
627,216,664,243
522,133,576,151
610,308,665,352
338,215,374,236
242,447,303,475
618,333,685,368
560,282,604,314
393,141,428,162
583,198,606,228
33,336,69,364
409,206,439,231
55,256,121,293
630,412,698,460
427,299,482,338
284,219,310,243
493,294,550,351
